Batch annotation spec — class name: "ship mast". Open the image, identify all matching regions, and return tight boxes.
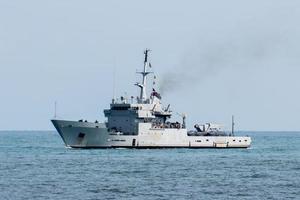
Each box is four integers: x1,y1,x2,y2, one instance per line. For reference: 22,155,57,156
136,49,151,103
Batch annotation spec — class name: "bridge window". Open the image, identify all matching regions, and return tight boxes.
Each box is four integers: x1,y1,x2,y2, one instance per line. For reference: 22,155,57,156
112,106,129,110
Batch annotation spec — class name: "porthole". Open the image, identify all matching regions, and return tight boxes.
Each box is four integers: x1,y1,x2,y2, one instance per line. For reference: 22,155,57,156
206,139,209,142
78,132,85,138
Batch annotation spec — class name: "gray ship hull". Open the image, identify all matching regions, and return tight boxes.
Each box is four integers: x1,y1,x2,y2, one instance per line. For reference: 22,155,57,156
52,120,251,148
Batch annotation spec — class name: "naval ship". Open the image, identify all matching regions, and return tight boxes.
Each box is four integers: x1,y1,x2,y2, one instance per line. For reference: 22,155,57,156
52,49,251,148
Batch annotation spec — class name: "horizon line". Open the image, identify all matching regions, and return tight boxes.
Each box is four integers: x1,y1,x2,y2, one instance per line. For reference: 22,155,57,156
1,130,300,133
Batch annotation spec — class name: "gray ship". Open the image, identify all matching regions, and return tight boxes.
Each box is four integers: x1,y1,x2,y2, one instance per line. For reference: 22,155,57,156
52,49,251,148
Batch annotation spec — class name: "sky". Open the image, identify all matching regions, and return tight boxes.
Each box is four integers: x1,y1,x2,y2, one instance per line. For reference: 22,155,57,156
0,0,300,131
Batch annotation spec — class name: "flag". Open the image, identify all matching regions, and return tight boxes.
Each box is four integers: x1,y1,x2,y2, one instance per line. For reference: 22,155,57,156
151,88,161,99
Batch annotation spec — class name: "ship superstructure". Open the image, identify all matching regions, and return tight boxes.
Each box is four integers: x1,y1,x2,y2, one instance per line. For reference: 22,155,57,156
52,50,251,148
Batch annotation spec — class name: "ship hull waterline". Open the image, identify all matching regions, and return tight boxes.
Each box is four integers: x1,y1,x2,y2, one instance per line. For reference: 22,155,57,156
52,119,251,149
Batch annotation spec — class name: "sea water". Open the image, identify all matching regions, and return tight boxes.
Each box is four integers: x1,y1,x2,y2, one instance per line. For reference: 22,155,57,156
0,131,299,200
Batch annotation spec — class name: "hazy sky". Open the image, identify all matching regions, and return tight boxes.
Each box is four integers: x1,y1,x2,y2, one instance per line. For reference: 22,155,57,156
1,0,300,131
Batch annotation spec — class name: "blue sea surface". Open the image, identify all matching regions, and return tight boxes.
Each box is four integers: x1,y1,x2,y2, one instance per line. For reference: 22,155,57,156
0,131,299,200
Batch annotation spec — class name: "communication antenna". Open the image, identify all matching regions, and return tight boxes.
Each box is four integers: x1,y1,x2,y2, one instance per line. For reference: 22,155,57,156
231,115,235,136
112,59,117,103
54,101,57,118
